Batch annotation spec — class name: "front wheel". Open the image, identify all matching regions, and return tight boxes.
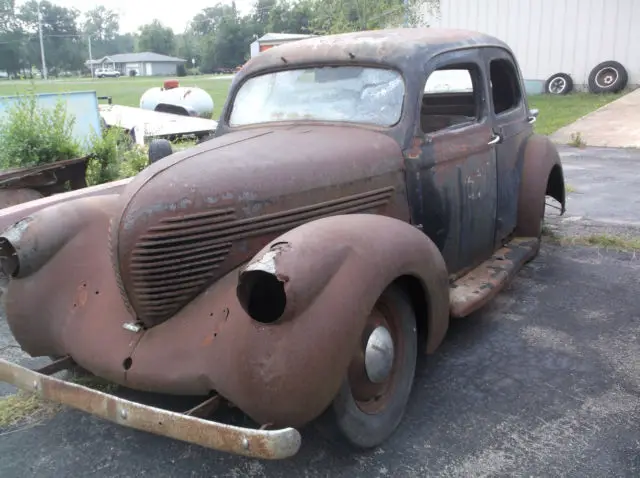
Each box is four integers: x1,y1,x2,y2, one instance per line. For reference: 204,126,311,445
322,284,418,449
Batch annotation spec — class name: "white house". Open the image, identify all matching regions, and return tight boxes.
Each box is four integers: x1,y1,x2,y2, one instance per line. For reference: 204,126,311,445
249,33,317,58
434,0,640,92
85,52,187,77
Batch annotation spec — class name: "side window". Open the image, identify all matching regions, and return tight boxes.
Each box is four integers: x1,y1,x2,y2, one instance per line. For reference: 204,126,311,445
489,58,522,115
420,66,483,134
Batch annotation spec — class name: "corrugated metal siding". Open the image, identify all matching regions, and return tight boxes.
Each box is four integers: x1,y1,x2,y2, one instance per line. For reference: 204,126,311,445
439,0,640,87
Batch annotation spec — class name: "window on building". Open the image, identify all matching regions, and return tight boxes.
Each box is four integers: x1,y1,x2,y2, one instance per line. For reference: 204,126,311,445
420,66,482,134
489,59,522,115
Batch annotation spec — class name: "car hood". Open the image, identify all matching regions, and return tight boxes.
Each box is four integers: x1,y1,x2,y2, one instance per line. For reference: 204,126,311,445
111,124,409,327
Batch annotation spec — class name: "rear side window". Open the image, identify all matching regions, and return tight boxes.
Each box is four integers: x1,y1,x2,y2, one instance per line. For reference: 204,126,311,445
489,59,523,114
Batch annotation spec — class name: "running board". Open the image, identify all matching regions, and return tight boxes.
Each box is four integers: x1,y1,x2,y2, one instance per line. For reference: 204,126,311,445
449,237,540,318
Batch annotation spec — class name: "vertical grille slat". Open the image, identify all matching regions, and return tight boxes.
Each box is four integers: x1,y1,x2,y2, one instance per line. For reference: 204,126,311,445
127,209,236,324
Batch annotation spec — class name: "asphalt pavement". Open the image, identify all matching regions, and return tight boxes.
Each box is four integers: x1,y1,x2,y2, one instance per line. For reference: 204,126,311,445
0,146,639,477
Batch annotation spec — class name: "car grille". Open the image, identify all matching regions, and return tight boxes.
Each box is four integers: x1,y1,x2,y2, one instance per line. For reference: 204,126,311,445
128,207,237,326
125,187,395,326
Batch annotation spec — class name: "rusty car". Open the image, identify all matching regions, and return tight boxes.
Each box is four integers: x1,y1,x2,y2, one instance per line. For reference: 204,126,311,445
0,28,565,460
0,155,93,210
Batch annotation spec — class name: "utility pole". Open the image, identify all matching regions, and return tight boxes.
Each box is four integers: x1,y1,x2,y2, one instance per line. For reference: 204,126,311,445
37,1,47,79
88,34,94,78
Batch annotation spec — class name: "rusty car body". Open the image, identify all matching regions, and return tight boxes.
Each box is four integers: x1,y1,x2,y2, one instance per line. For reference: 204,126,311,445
0,28,565,459
0,155,92,210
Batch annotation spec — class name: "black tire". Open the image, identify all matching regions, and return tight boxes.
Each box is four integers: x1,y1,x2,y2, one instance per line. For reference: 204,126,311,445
544,73,573,95
318,284,418,449
148,139,173,165
588,61,628,94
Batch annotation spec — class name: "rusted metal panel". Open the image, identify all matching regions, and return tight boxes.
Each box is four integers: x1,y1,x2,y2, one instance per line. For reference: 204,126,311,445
515,134,566,238
0,188,44,210
1,212,448,428
482,47,533,247
449,237,539,317
0,178,132,234
405,121,498,274
238,28,512,81
112,125,409,327
0,358,301,460
0,27,565,456
0,156,91,195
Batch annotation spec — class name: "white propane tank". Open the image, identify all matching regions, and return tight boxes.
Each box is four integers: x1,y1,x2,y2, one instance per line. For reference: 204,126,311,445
139,80,214,118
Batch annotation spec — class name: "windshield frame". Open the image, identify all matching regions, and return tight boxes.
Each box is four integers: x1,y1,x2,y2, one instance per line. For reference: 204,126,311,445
223,62,408,131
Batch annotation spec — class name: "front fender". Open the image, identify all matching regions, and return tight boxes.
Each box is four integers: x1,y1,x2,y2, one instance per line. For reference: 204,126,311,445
516,134,566,237
0,178,131,234
125,214,450,428
0,194,122,278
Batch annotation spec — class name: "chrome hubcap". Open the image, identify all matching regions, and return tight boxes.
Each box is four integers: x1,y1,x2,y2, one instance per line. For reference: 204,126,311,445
364,326,394,383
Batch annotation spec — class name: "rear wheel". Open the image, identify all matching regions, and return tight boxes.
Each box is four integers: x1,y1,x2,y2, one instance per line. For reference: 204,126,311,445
321,284,418,449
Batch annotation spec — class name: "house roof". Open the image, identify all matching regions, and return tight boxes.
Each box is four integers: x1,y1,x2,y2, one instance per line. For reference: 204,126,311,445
86,52,187,65
257,33,317,43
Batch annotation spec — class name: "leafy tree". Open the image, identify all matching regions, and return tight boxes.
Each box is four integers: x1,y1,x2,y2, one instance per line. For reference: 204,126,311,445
0,0,25,76
136,20,175,55
83,6,119,41
19,0,84,75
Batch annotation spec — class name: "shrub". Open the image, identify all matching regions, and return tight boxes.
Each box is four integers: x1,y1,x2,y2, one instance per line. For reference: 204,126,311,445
176,64,187,77
86,127,149,186
0,93,82,170
119,144,149,179
129,69,137,77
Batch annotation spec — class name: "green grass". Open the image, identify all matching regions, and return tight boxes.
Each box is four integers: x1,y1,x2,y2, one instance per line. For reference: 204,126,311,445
0,392,59,428
569,234,640,251
0,77,626,135
529,92,623,136
0,76,234,120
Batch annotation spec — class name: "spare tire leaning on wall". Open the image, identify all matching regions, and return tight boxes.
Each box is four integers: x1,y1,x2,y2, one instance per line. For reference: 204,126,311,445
544,73,573,95
588,61,628,94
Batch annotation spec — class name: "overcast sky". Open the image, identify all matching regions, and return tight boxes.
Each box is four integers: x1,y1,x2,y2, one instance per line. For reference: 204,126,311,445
16,0,257,33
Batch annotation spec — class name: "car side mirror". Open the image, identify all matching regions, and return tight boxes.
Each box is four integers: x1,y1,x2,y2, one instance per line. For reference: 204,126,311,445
527,108,539,124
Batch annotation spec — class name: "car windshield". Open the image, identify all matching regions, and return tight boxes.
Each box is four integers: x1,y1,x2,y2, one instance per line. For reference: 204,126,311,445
229,66,405,127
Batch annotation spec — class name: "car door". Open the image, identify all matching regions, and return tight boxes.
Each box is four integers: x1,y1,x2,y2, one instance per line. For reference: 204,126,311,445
482,47,535,247
403,49,498,276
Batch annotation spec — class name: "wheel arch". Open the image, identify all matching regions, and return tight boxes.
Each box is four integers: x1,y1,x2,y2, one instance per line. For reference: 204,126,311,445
228,214,451,426
238,214,451,359
515,134,566,237
391,275,429,352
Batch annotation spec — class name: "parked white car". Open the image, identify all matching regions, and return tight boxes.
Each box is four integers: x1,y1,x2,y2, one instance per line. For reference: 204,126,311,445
95,68,121,78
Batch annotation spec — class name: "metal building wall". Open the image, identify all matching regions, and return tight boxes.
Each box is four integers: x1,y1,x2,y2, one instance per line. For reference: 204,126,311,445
438,0,640,90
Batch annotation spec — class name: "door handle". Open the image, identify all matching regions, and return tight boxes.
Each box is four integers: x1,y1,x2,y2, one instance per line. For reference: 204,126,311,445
488,134,501,145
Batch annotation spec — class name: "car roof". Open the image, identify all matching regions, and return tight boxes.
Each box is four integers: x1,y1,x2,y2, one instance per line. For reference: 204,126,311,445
239,28,511,78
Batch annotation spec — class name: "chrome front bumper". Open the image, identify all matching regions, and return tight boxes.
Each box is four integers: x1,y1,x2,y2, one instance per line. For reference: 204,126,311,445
0,358,301,460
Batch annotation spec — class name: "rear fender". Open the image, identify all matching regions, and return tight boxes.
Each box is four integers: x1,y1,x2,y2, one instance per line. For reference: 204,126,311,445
515,134,566,237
